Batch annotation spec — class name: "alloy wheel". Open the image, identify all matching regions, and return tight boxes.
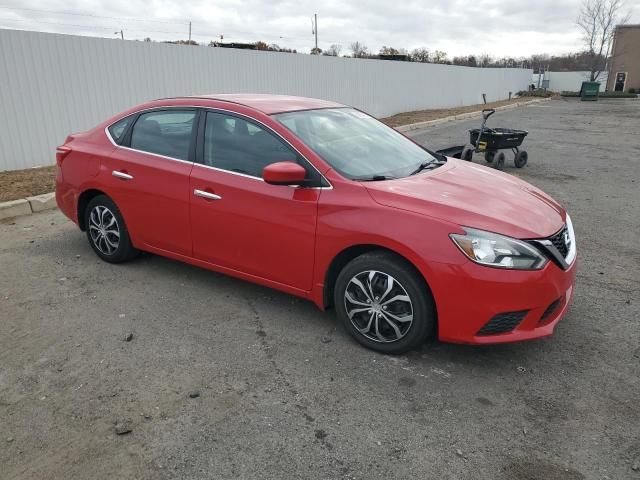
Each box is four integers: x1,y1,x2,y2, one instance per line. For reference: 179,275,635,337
344,270,414,343
88,205,120,255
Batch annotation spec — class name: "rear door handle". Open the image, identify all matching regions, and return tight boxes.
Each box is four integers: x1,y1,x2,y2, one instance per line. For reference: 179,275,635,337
194,189,222,201
112,170,133,180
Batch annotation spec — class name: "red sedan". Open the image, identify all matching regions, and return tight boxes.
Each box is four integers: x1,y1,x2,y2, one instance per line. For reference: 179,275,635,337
56,94,576,354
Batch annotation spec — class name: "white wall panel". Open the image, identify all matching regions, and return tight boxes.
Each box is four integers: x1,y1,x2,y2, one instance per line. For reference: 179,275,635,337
531,71,608,92
0,29,532,171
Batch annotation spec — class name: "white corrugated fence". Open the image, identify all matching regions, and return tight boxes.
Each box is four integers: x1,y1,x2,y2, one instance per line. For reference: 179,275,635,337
0,29,532,171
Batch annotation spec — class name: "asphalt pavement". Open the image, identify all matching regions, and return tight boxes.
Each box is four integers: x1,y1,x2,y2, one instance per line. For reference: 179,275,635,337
1,98,638,479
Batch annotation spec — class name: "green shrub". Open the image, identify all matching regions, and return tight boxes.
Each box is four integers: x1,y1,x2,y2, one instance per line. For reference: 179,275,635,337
629,88,636,94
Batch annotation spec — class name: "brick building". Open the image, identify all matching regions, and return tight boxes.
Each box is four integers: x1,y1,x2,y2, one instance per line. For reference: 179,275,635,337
607,24,640,92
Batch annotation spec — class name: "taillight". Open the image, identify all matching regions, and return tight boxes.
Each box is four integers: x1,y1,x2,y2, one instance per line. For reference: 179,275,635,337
56,145,72,165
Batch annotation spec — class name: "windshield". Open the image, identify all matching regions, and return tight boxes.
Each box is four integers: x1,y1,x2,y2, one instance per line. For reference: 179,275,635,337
273,108,439,180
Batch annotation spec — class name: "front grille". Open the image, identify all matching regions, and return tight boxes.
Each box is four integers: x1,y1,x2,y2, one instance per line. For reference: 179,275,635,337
477,310,529,336
548,226,569,257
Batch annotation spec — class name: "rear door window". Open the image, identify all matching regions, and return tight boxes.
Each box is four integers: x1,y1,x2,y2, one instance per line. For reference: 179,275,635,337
130,110,196,161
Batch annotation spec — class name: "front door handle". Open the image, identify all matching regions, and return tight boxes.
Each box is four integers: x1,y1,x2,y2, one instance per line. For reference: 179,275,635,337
194,189,222,201
112,170,133,180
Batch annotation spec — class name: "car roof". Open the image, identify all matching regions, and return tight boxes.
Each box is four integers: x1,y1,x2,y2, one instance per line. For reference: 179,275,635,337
181,93,346,115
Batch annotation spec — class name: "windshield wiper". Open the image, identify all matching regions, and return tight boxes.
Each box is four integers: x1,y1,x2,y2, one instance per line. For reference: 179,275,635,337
409,160,439,176
357,175,397,182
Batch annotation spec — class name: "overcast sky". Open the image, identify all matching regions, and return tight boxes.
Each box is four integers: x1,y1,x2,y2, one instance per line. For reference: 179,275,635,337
0,0,637,58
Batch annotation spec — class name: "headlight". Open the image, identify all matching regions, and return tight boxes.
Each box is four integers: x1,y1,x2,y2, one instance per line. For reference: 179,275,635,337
450,227,548,270
564,213,576,265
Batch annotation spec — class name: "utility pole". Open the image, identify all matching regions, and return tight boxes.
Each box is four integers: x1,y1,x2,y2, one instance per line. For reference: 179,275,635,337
311,13,318,52
188,22,191,43
115,29,124,40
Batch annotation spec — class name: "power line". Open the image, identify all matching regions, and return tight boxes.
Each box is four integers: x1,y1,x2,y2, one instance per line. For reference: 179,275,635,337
0,5,343,49
0,8,318,44
0,16,191,35
0,4,190,25
0,17,119,32
0,4,315,40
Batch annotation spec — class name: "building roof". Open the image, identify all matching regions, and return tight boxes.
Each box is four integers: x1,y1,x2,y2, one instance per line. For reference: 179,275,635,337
187,93,345,114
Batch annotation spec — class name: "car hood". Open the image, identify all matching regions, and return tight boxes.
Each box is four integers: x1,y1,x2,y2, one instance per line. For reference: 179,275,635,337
364,158,565,239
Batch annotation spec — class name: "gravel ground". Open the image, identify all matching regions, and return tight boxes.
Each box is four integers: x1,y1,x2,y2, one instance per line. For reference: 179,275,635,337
1,98,638,480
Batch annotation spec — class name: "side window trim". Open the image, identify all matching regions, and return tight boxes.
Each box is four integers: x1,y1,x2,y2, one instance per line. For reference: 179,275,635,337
195,108,330,188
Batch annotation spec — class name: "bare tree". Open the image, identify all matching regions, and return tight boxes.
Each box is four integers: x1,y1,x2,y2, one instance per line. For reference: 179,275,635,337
452,55,478,67
410,47,430,63
379,46,400,55
478,53,493,67
323,44,342,56
349,41,369,58
431,50,448,64
577,0,630,81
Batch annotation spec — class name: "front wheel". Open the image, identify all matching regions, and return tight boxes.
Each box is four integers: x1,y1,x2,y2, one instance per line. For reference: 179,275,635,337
334,251,435,354
494,152,506,170
85,195,139,263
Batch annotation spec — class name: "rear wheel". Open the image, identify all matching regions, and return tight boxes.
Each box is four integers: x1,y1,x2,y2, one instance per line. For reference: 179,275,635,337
494,152,506,170
334,251,435,354
85,195,138,263
514,150,528,168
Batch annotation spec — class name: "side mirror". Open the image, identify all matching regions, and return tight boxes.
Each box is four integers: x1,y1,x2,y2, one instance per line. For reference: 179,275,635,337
263,161,307,186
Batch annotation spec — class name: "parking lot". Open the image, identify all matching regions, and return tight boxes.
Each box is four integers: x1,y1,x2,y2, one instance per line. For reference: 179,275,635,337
1,99,639,479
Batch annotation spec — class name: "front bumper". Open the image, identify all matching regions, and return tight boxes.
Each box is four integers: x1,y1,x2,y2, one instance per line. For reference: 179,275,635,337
429,256,577,345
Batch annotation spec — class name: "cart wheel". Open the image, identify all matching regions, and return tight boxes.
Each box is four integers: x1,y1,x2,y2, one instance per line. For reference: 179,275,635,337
461,146,474,162
514,150,528,168
485,151,496,163
494,152,505,170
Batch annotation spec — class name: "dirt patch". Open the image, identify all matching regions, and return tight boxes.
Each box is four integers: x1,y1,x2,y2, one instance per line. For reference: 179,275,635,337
0,165,56,202
380,97,541,127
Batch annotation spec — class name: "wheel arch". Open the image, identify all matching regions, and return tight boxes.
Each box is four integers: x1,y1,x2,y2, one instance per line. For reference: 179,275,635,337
77,189,108,231
322,243,436,312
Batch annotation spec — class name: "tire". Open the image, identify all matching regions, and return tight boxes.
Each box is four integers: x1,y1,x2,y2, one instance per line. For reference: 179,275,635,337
334,251,435,354
485,150,496,163
494,152,506,170
514,150,528,168
461,146,474,162
84,195,138,263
